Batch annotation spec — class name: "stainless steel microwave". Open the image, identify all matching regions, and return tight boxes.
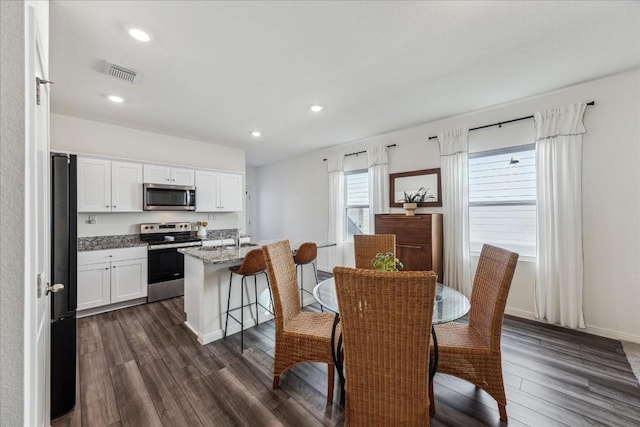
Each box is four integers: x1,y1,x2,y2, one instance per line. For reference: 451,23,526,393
143,183,196,211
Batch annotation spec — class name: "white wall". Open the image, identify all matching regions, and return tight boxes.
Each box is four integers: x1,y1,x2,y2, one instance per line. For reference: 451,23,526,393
257,70,640,343
51,114,248,236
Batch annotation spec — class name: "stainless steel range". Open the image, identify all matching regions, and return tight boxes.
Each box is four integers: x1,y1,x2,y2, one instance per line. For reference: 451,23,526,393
140,222,202,302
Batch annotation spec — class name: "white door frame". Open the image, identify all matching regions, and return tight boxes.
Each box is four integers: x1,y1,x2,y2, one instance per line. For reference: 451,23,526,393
24,5,51,426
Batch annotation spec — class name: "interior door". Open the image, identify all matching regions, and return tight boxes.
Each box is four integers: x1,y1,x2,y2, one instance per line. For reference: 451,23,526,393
27,7,51,426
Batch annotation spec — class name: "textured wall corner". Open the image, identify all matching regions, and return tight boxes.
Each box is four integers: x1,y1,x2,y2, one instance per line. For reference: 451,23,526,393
0,1,26,425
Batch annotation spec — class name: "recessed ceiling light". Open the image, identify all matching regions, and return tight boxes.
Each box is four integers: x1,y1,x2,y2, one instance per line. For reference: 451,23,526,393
251,131,262,138
310,104,324,113
108,95,125,103
128,28,151,42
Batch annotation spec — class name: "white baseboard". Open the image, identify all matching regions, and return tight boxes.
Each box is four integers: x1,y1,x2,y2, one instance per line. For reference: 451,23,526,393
584,324,640,344
77,297,147,318
505,307,537,320
504,307,640,344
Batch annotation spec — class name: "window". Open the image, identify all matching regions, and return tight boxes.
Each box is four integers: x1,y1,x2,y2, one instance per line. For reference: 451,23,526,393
469,144,536,258
345,169,369,240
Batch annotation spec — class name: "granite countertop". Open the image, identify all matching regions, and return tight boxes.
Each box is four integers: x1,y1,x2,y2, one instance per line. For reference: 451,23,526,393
179,239,336,265
179,245,259,265
78,234,147,251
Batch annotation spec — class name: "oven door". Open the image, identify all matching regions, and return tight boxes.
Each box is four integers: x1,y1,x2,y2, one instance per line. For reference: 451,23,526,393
148,247,184,284
147,246,187,302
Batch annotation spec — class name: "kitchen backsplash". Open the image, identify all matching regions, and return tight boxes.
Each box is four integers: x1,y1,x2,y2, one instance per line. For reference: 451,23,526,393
76,211,244,237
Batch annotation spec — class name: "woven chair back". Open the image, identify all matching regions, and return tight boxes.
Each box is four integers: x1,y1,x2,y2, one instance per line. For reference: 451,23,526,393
333,266,436,425
235,248,267,275
468,244,519,352
293,242,317,265
353,234,396,269
262,240,301,331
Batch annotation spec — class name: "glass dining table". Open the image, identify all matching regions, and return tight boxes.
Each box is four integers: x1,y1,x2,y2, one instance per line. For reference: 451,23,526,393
313,277,470,405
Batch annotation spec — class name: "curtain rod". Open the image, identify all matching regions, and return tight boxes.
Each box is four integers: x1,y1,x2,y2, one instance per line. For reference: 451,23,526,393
427,101,595,140
323,144,397,161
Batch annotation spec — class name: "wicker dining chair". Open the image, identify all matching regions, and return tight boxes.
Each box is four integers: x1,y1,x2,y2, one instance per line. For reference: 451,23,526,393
262,240,338,404
333,266,437,426
429,244,518,422
353,234,396,269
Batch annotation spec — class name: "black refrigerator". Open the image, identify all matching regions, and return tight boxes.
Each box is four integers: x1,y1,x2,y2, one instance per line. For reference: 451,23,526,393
50,153,77,418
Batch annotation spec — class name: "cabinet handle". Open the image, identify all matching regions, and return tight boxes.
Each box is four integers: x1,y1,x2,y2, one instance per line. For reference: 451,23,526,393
112,265,117,268
105,205,109,207
397,244,423,249
105,267,109,270
112,205,116,208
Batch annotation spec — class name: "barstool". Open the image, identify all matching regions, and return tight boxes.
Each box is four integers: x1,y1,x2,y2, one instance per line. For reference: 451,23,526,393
294,242,318,308
224,248,273,352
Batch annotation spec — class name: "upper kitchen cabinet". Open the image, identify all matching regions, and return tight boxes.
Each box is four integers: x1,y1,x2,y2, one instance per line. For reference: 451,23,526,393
144,164,195,187
77,157,143,212
195,170,243,212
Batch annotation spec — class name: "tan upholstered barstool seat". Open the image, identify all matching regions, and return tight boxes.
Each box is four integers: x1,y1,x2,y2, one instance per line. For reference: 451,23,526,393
224,248,274,352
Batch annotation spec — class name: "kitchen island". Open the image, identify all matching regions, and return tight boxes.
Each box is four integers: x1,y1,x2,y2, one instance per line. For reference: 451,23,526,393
179,241,334,345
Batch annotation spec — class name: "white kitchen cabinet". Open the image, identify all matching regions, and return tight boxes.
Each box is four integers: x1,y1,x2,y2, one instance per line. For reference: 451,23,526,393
219,173,243,211
77,247,148,311
111,161,143,211
77,157,142,212
144,164,195,186
110,258,148,303
77,157,111,212
77,262,111,310
195,170,243,212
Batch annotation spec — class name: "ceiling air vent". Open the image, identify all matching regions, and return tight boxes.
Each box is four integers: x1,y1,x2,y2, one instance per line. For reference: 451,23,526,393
103,61,142,84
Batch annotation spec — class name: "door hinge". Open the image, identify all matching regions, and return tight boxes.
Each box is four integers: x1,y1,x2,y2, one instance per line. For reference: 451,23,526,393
37,273,44,298
36,77,54,105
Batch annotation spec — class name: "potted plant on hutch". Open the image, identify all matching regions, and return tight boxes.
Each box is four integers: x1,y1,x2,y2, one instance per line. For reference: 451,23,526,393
400,187,427,216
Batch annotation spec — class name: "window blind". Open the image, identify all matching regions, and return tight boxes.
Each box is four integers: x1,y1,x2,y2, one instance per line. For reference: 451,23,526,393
469,145,536,257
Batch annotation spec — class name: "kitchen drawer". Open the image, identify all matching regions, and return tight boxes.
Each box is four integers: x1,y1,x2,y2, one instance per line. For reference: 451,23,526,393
78,246,148,265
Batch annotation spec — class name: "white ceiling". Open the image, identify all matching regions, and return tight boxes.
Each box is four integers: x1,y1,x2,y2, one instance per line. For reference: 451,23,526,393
49,1,640,166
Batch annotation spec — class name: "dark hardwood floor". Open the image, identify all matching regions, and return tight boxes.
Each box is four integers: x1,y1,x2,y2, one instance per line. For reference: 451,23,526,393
53,288,640,426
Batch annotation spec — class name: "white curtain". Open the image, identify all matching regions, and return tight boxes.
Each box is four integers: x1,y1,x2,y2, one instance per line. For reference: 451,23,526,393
438,129,471,296
327,155,345,270
367,145,389,232
534,103,587,329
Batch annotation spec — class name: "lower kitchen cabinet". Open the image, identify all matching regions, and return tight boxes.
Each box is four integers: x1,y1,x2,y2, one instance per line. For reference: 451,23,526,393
77,246,148,311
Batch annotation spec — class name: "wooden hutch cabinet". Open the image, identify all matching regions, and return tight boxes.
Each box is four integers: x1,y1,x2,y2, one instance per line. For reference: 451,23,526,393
374,214,443,279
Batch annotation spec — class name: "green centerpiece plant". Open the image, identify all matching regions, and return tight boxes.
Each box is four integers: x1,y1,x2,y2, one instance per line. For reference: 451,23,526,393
371,252,404,272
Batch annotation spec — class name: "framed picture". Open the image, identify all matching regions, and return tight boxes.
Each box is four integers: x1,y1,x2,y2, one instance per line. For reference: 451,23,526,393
389,168,442,208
